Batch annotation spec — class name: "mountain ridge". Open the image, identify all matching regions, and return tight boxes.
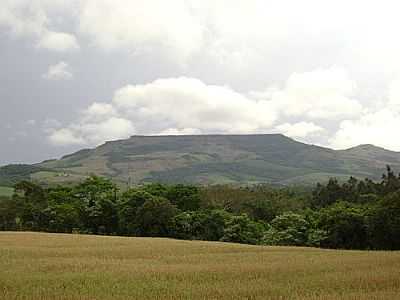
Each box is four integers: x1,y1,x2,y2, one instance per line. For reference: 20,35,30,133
1,134,400,186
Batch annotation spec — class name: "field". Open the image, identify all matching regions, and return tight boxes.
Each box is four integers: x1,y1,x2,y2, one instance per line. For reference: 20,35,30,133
1,233,400,300
0,186,13,197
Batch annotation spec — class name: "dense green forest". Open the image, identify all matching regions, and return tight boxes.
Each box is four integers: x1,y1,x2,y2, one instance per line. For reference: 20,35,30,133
1,166,399,250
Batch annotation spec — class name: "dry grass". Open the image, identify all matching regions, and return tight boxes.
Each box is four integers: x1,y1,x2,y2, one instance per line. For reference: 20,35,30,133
1,232,400,300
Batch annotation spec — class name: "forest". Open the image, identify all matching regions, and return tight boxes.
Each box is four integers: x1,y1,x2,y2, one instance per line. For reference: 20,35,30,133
1,166,399,250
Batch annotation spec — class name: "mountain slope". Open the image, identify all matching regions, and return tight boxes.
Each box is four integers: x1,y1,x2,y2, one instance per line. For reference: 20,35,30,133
2,134,400,186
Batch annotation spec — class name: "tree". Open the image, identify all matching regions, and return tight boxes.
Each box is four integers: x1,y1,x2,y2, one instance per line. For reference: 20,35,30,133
312,178,344,207
85,197,119,234
74,176,118,234
221,214,265,245
381,165,400,195
170,209,231,241
0,196,19,230
47,203,81,233
368,191,400,249
135,196,178,237
142,183,168,198
317,202,368,249
74,176,117,206
13,181,49,230
263,213,311,246
201,209,231,241
118,190,155,234
242,198,277,223
166,184,201,211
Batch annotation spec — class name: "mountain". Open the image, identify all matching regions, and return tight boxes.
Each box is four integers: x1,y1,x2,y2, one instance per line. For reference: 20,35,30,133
2,134,400,187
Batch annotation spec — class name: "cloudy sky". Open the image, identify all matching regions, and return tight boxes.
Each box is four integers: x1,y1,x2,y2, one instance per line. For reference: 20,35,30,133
1,0,400,165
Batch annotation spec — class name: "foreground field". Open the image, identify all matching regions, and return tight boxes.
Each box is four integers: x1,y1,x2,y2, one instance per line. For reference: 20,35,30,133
0,232,400,300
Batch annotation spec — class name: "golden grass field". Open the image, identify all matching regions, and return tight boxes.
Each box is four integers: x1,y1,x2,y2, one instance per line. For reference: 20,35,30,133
1,232,400,300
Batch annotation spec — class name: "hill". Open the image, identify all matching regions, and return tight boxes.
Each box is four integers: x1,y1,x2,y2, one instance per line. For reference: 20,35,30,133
2,134,400,186
1,232,399,300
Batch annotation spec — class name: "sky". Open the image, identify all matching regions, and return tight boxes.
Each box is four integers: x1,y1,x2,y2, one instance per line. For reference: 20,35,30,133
2,0,400,165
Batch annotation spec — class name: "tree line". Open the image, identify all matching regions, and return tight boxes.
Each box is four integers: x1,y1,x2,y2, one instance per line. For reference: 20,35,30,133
1,166,399,250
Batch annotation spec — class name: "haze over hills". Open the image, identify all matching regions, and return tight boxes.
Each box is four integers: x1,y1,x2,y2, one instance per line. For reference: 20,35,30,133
1,134,400,187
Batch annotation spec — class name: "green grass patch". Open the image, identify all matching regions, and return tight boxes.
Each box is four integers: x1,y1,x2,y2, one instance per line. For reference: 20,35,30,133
0,186,14,197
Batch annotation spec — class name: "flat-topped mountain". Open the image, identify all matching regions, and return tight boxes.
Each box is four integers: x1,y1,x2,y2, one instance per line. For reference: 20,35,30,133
2,134,400,186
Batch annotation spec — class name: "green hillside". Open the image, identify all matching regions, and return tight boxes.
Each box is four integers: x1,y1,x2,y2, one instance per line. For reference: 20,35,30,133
2,134,400,186
0,186,13,197
0,164,48,187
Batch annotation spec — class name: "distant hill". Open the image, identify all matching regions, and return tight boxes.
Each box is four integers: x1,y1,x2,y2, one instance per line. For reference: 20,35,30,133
2,134,400,186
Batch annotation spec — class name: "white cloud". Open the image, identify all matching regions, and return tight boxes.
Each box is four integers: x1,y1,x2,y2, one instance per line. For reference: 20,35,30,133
36,31,79,52
84,103,117,121
388,78,400,111
330,109,400,151
48,77,280,146
275,122,324,139
49,117,135,146
49,128,86,146
113,77,278,134
1,0,400,74
258,67,362,120
0,0,79,52
328,77,400,151
78,0,204,61
42,61,73,80
70,0,400,72
158,128,202,136
2,0,400,74
47,68,366,147
42,118,62,134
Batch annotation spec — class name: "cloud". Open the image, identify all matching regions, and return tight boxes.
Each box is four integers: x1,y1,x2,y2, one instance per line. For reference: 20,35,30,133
84,103,117,121
158,128,202,136
252,67,362,120
42,118,62,134
275,122,324,139
49,128,86,146
112,77,277,134
78,0,204,61
388,78,400,111
36,31,79,52
48,68,365,147
2,0,400,73
329,109,400,150
0,0,79,52
328,77,400,151
48,77,280,146
49,116,135,146
48,102,135,146
42,62,73,80
26,119,37,126
70,1,400,72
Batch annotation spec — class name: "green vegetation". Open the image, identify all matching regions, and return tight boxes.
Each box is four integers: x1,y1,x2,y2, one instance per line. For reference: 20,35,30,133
0,186,13,197
0,164,46,186
2,166,400,250
4,134,400,186
1,232,400,300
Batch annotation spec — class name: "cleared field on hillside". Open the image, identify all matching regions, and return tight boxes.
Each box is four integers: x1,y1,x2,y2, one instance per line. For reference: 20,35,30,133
0,186,13,197
0,232,400,300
